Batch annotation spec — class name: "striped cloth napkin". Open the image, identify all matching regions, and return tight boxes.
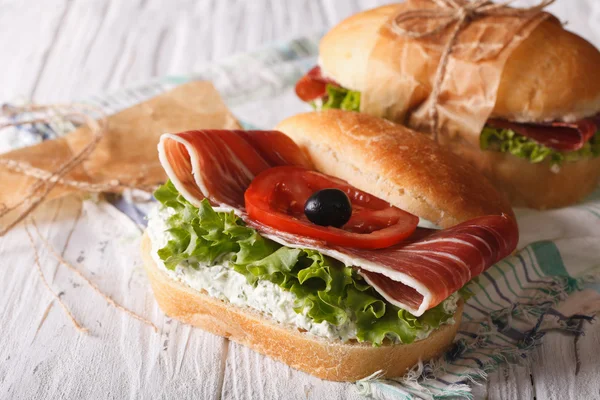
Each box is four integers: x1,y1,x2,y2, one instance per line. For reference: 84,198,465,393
3,36,599,400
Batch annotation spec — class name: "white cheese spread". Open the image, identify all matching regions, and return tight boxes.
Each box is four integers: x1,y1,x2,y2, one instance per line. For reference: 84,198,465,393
146,206,457,343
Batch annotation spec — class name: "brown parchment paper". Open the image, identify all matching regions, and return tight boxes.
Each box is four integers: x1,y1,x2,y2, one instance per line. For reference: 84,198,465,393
361,0,553,148
0,81,240,209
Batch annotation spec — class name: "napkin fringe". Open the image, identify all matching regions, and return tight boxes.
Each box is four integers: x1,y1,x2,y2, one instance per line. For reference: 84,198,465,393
357,274,597,400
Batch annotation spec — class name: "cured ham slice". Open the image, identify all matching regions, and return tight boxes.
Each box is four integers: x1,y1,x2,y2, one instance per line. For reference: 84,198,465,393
350,215,517,315
248,215,516,316
158,130,313,209
487,116,599,152
296,67,600,153
158,130,518,316
295,66,341,102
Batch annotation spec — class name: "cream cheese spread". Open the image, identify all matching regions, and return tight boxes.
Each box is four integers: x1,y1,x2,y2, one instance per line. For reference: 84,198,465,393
147,206,457,343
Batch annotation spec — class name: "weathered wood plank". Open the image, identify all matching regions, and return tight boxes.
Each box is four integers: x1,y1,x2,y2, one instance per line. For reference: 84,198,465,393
0,197,228,399
0,0,70,100
221,342,365,400
4,0,402,103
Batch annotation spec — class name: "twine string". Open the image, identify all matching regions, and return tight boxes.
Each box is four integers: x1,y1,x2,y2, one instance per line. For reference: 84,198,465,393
30,218,159,333
0,104,106,235
389,0,555,141
0,159,157,193
0,103,154,236
25,224,89,334
2,104,159,335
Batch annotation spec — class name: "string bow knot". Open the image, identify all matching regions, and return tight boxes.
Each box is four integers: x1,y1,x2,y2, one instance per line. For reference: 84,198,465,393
388,0,555,140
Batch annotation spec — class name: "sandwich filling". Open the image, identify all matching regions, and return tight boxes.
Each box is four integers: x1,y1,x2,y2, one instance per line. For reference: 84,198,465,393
148,182,461,345
152,128,518,346
295,67,600,168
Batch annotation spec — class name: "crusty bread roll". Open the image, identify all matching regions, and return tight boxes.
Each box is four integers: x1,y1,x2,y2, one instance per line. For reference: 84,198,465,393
319,4,600,123
142,233,463,382
441,135,600,209
317,4,600,209
276,110,513,228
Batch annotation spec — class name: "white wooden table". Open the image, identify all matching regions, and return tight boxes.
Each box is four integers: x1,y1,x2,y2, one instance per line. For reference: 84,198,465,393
1,1,599,399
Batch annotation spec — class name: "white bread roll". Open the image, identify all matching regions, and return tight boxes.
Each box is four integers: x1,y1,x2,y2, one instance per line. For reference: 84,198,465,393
440,133,600,209
276,110,514,228
142,233,463,382
319,4,600,123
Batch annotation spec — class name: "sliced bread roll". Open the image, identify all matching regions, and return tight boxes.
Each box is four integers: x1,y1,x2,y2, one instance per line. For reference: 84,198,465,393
142,233,463,382
276,110,513,228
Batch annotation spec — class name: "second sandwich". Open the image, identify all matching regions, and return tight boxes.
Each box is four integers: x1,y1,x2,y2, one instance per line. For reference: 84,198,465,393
295,2,600,209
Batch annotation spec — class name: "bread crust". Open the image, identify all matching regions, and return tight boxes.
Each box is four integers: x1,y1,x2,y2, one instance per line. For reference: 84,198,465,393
141,233,463,382
275,110,514,228
318,5,600,208
319,4,600,123
443,138,600,209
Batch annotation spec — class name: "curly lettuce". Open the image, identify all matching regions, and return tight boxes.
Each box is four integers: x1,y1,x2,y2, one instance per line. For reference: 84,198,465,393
313,84,361,112
480,126,600,167
305,85,600,168
153,181,454,346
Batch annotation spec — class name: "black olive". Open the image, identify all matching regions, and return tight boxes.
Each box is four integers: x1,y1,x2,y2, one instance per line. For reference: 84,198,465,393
304,188,352,228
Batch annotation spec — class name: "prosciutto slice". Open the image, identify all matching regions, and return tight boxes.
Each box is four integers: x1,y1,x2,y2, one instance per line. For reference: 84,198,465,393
159,130,313,209
158,130,518,316
349,216,516,314
487,116,599,152
295,66,340,102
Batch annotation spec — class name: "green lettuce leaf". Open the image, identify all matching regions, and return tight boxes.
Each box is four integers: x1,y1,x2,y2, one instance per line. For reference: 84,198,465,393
317,84,361,112
153,181,455,346
300,83,600,169
480,126,600,167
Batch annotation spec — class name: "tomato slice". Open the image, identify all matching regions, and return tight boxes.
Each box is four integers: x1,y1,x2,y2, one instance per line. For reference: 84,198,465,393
244,166,419,249
294,66,340,102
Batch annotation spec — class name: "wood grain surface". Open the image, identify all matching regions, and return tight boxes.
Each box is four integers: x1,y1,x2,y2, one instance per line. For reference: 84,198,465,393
1,1,599,399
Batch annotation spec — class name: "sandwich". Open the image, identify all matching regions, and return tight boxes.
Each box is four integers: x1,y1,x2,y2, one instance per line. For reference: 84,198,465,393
142,110,518,381
295,2,600,209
